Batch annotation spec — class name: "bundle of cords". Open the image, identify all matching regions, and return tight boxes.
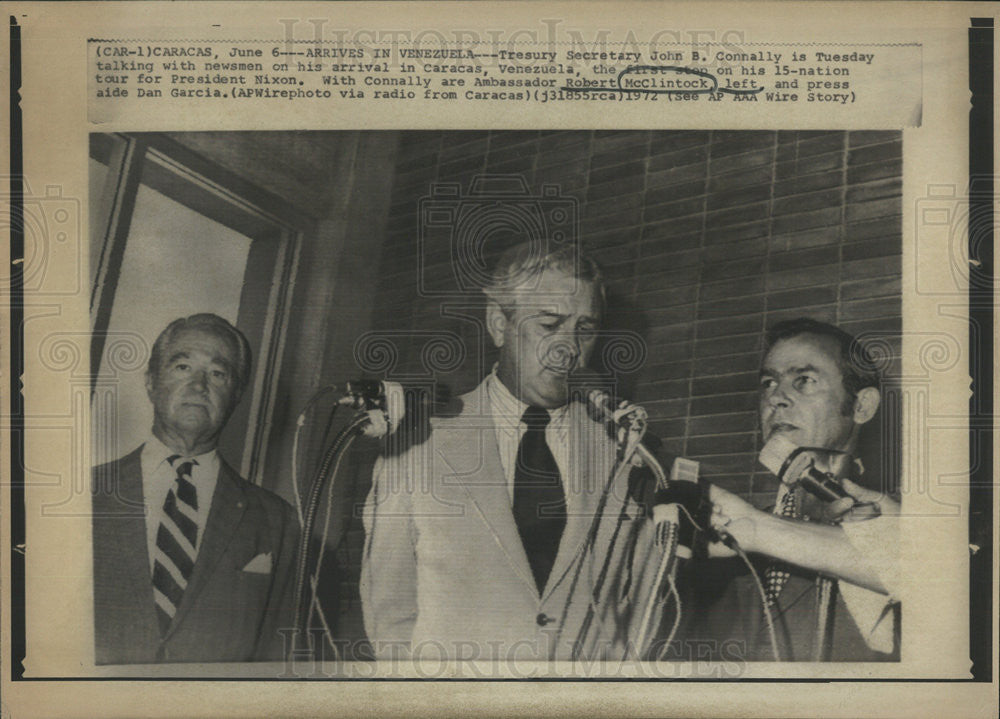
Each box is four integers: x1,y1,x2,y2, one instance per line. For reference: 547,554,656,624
563,394,674,661
291,411,373,657
698,505,783,663
288,380,404,659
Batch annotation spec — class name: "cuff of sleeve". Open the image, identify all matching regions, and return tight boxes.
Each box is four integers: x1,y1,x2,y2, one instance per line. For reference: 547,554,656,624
838,582,897,654
839,515,899,654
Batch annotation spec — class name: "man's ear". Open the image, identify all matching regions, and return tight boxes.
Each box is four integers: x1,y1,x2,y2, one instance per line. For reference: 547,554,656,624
144,371,155,400
852,386,881,425
485,299,508,349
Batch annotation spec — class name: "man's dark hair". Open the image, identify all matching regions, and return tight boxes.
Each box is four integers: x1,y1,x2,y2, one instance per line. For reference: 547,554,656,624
764,317,881,397
147,313,252,392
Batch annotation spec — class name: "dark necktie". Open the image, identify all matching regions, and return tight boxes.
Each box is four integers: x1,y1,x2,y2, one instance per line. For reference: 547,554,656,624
512,406,567,594
152,456,200,634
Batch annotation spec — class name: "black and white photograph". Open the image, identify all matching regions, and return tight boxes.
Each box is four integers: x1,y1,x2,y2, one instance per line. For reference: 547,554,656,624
87,128,904,668
4,2,996,717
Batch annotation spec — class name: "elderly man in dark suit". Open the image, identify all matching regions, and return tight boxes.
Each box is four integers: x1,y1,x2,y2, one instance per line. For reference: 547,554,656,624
92,313,298,664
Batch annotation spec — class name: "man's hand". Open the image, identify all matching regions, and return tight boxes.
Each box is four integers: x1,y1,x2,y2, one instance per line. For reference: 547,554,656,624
706,484,765,557
813,478,902,524
842,478,901,515
704,481,890,593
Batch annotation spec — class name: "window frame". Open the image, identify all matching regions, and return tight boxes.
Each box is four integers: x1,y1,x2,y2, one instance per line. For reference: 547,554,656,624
89,132,305,485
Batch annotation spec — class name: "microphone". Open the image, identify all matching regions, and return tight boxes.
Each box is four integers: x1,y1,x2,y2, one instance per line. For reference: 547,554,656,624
582,388,667,485
581,386,704,554
758,434,850,502
573,381,708,658
341,380,406,438
584,387,647,430
652,457,702,558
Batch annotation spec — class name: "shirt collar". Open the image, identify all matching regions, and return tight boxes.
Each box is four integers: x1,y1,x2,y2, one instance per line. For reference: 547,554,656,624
487,368,528,423
141,433,219,473
486,367,570,426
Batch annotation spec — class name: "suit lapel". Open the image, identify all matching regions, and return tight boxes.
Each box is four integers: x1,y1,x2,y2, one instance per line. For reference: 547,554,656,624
94,447,162,644
443,385,537,597
164,460,248,639
113,449,156,595
543,402,617,601
444,386,621,602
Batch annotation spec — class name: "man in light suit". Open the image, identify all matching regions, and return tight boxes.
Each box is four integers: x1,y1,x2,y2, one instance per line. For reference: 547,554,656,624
92,313,299,664
361,243,665,662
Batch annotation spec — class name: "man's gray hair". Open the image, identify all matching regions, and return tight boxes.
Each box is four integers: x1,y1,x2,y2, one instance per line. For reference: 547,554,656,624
482,242,605,310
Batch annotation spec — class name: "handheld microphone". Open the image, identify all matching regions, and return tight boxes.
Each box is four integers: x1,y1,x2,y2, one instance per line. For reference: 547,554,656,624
633,458,702,659
758,434,850,502
652,458,702,558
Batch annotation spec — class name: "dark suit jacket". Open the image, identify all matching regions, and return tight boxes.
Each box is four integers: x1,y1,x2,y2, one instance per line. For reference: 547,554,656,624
684,557,899,662
92,446,299,664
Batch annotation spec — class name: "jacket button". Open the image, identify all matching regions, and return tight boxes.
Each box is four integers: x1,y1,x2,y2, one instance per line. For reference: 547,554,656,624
536,613,552,626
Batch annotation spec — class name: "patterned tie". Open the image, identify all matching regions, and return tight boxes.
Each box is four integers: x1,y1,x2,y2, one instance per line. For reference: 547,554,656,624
763,487,798,607
512,406,567,593
152,456,200,634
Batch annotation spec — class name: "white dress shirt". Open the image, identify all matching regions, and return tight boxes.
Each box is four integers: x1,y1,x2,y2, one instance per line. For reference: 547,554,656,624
774,479,899,654
486,371,572,506
838,515,899,654
140,435,220,575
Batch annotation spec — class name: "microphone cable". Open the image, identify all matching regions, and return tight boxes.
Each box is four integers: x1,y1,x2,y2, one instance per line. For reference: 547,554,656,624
564,403,655,661
691,502,782,663
291,412,371,655
555,418,640,660
566,397,673,661
291,385,344,526
653,571,684,661
289,380,406,659
305,424,361,661
731,539,782,663
634,519,680,659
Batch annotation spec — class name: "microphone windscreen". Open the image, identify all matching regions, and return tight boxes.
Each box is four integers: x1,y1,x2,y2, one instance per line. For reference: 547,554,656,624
670,457,700,485
653,481,702,556
758,434,799,478
382,381,406,432
587,389,612,419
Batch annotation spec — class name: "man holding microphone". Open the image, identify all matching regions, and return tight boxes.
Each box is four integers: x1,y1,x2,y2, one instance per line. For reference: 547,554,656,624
694,317,900,661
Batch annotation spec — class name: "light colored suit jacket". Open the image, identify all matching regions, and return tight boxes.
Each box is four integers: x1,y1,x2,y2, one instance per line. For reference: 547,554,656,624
361,380,663,661
92,446,299,664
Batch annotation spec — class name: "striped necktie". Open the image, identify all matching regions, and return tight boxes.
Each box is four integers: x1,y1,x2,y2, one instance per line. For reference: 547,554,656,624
152,456,200,635
763,487,798,607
